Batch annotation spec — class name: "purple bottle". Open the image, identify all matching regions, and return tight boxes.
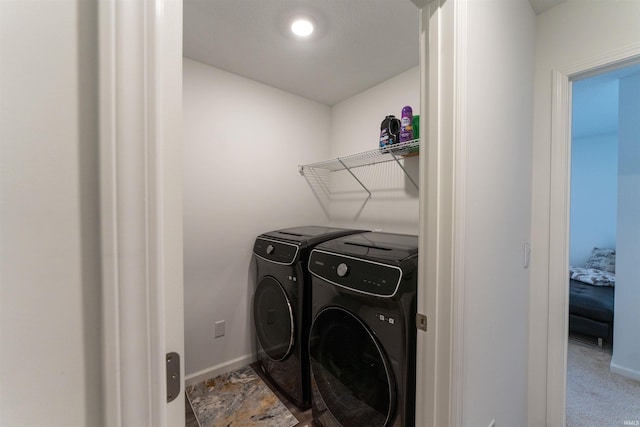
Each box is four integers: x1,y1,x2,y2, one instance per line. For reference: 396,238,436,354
399,105,413,143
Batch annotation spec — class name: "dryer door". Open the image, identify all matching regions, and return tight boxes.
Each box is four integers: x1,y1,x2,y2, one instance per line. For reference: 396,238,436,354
309,307,396,427
253,276,294,361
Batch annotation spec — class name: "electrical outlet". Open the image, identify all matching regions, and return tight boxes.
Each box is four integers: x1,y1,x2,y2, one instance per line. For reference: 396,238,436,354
488,419,496,427
215,320,225,338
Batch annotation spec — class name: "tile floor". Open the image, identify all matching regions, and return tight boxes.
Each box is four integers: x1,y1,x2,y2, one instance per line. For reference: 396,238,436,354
185,362,316,427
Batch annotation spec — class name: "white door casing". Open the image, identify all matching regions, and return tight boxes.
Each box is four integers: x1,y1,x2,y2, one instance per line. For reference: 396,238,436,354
97,0,464,425
416,1,461,426
99,0,185,426
544,44,640,426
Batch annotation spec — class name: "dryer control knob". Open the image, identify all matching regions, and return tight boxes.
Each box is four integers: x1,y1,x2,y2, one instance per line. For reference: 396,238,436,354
336,263,350,277
266,245,275,255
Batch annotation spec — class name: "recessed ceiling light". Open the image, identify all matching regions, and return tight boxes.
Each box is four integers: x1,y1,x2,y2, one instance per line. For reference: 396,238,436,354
290,18,314,37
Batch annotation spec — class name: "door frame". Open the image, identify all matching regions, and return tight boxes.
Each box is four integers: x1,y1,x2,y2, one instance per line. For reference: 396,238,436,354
416,1,462,426
99,0,185,425
545,44,640,426
97,0,461,425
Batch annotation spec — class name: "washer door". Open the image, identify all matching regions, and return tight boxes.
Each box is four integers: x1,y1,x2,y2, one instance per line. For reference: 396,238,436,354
309,307,395,427
253,276,294,361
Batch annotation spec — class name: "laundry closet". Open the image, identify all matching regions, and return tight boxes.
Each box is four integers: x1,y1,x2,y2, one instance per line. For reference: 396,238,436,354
181,1,421,392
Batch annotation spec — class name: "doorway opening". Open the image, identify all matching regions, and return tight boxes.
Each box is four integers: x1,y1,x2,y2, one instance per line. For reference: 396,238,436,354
181,1,422,426
566,61,640,426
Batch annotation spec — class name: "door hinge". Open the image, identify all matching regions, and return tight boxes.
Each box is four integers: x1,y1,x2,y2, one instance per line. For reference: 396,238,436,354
166,352,180,403
416,313,427,331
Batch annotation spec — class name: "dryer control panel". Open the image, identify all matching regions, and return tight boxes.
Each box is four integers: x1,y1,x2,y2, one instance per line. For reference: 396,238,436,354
253,238,299,265
308,249,402,297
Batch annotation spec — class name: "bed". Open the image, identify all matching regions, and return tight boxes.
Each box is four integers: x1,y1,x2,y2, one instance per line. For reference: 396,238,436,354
568,247,616,346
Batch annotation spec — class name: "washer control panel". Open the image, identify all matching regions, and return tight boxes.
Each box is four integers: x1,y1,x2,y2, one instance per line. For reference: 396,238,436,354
309,250,402,297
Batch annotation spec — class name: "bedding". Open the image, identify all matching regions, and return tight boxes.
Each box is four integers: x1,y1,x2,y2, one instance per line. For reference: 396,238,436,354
569,280,614,323
569,279,614,343
569,266,615,287
568,247,616,344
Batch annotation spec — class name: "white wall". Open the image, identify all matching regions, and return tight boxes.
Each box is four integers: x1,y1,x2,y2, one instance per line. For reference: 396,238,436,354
611,72,640,381
529,1,640,425
183,59,422,378
0,1,102,426
569,132,618,267
329,66,420,235
182,58,331,378
461,1,535,426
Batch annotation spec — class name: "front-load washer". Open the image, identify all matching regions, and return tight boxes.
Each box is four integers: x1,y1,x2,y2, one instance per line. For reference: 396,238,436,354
252,226,366,408
307,232,419,427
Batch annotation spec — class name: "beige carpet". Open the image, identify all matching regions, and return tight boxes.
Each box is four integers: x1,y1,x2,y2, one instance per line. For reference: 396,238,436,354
567,339,640,426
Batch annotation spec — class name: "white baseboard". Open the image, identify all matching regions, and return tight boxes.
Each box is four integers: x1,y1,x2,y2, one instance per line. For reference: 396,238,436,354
185,353,258,386
610,361,640,382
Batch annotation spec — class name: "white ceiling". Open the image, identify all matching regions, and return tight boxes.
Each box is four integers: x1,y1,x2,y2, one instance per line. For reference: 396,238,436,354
183,0,567,106
184,0,420,106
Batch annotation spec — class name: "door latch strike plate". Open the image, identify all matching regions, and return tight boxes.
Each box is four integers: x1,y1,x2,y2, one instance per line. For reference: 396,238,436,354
416,313,427,331
166,352,180,403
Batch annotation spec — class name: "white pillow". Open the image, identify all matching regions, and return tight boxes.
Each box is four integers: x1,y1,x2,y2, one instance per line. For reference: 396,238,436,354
584,247,616,274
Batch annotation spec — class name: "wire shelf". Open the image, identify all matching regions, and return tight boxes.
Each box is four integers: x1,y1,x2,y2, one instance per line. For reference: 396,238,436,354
299,139,420,196
299,139,419,172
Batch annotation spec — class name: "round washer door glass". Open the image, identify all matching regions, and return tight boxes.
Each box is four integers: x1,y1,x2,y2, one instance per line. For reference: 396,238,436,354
309,307,395,427
253,276,294,361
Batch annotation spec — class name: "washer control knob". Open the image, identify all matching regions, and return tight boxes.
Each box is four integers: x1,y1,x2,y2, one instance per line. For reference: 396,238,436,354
266,245,275,255
336,263,350,277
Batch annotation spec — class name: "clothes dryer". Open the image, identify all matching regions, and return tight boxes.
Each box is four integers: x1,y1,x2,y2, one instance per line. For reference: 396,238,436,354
307,232,419,427
252,226,365,408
